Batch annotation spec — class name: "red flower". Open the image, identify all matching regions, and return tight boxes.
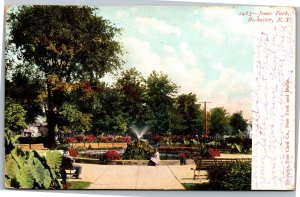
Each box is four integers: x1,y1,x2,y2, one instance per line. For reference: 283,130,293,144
85,135,95,143
69,148,79,157
105,150,122,161
64,137,76,143
75,135,85,142
122,136,132,143
179,153,187,159
207,148,221,158
107,136,113,142
96,136,111,143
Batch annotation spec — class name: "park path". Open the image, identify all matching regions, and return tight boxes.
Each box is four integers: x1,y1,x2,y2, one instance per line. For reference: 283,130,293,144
75,163,207,190
73,154,251,190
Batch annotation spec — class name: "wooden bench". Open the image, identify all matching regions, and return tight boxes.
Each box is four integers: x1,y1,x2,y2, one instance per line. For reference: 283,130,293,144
191,158,251,180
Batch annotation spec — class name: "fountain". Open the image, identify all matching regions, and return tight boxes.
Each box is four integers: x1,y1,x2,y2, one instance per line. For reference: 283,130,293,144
130,125,148,140
123,125,155,160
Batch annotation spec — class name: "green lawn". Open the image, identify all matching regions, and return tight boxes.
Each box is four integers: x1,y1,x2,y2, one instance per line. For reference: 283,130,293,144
68,181,91,189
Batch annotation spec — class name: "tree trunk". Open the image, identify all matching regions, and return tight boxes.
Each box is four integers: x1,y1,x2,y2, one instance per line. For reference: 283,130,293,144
44,82,57,148
45,110,56,148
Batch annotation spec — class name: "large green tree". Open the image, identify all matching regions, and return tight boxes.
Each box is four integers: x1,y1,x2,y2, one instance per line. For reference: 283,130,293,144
229,111,248,136
145,71,178,136
5,99,27,133
58,103,92,133
208,107,231,137
91,86,129,135
173,93,204,135
116,68,154,127
5,72,43,123
7,6,124,146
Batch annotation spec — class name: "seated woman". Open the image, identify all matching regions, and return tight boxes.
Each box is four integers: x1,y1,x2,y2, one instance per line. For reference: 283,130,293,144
148,148,160,166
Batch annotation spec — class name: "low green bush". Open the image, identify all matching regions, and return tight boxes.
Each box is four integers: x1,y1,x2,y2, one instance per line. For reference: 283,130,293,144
207,163,229,190
224,162,251,190
18,136,46,144
207,161,251,190
123,140,154,160
56,143,70,150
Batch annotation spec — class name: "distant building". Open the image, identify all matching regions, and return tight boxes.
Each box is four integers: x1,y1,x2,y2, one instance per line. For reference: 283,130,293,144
22,116,48,137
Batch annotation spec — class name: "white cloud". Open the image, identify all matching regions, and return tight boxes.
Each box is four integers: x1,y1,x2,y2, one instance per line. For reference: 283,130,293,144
179,42,197,67
123,37,162,76
193,7,254,43
102,37,253,120
201,63,253,120
122,37,205,96
193,21,202,31
135,16,180,35
163,45,175,54
193,22,225,45
202,7,254,38
116,11,128,18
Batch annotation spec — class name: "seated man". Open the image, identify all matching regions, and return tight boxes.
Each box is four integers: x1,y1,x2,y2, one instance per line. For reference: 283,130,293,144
62,148,82,179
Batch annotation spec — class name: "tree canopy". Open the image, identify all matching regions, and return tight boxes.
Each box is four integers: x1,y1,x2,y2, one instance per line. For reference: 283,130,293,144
7,6,124,146
208,107,231,137
5,99,27,133
5,6,250,141
229,111,248,135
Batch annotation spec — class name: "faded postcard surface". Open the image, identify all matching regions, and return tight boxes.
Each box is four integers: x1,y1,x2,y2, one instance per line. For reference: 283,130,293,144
250,7,296,190
4,5,295,190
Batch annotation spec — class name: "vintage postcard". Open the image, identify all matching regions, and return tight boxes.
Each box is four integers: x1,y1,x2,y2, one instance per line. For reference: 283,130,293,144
3,5,295,190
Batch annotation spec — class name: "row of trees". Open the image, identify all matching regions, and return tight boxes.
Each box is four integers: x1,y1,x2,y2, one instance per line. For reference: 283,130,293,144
5,6,248,147
6,67,248,137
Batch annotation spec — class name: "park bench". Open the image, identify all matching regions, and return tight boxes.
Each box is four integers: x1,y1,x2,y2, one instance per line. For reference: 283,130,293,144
191,158,251,180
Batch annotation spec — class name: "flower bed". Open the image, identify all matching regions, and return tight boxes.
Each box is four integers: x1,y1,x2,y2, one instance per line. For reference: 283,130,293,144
68,142,127,149
76,149,122,163
63,135,132,144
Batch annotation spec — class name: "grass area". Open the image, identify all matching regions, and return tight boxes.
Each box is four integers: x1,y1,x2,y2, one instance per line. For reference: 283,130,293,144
182,183,210,190
68,181,91,189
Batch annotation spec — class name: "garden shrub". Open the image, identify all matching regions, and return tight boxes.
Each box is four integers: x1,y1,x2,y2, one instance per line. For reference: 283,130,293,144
224,162,251,190
63,137,76,144
207,161,251,190
56,143,70,151
194,143,220,159
207,163,229,190
69,148,79,157
18,136,46,144
85,135,95,143
75,146,87,152
104,150,122,161
123,139,154,160
160,154,179,160
75,135,85,142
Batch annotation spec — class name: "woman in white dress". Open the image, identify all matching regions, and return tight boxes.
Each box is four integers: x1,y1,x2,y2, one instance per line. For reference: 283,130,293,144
149,148,160,166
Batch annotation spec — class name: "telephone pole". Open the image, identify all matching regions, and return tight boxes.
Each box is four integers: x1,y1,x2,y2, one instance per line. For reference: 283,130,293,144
199,101,212,138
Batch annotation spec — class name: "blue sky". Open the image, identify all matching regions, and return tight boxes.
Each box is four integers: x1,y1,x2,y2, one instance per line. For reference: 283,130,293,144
97,6,254,120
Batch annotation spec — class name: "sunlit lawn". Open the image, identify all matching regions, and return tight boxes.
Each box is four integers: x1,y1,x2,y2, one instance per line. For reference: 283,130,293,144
68,181,91,189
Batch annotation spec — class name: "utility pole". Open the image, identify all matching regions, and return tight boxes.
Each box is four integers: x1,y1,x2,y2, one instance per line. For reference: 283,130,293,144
199,101,212,138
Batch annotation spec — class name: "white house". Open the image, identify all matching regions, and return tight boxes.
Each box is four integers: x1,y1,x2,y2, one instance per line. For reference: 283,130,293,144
22,116,48,137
